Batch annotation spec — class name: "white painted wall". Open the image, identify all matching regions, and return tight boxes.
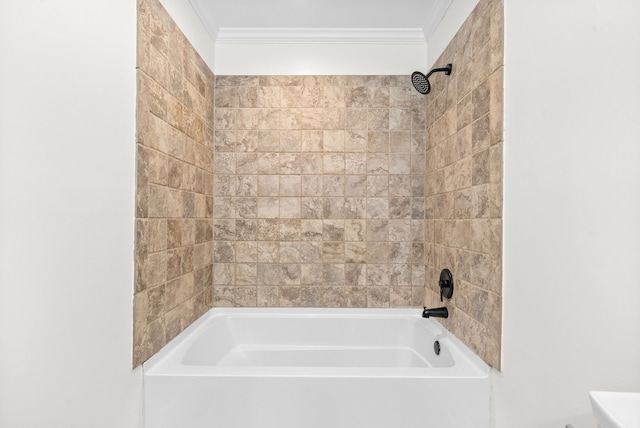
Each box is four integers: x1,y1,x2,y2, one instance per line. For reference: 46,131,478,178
494,1,640,427
0,1,142,427
160,0,216,71
426,0,479,67
214,42,427,76
207,0,482,84
2,1,638,427
172,0,477,75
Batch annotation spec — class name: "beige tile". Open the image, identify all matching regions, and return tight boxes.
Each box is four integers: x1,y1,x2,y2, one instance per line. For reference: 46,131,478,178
345,242,367,264
301,220,323,241
388,219,411,242
300,242,322,264
389,154,411,175
279,242,301,263
344,197,366,219
344,109,367,130
322,242,345,263
346,87,368,108
257,241,279,263
301,197,323,219
257,286,279,307
235,241,257,263
301,263,323,285
366,220,388,241
367,242,389,264
280,153,302,174
258,175,279,196
213,218,235,241
279,219,301,240
324,175,345,196
390,197,411,219
281,86,321,108
389,242,412,264
279,198,300,218
472,149,491,186
389,175,411,197
323,130,345,152
323,220,345,241
214,86,237,108
367,154,389,175
281,108,323,130
323,153,345,174
367,287,390,308
323,197,345,219
280,264,301,285
280,130,302,152
345,264,367,286
345,219,366,241
367,264,390,287
301,130,323,151
366,198,389,219
368,86,389,108
322,108,346,130
323,264,345,286
367,176,388,197
489,67,504,145
236,130,258,152
345,175,367,196
278,286,301,306
256,130,279,152
280,175,301,196
321,86,346,108
234,197,255,218
235,153,258,174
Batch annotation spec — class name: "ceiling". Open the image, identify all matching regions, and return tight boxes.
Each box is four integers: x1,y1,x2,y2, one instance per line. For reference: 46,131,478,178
188,0,453,43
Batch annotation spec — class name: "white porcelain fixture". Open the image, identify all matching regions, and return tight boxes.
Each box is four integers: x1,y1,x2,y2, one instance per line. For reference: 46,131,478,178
589,391,640,428
144,308,490,428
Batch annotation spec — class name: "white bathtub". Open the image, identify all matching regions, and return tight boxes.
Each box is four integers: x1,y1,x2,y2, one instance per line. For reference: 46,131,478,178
143,308,490,428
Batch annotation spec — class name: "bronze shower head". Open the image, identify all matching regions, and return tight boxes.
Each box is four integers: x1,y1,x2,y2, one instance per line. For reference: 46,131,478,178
411,63,453,94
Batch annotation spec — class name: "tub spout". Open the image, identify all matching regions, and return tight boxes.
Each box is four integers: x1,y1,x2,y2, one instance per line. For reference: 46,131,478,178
422,307,448,319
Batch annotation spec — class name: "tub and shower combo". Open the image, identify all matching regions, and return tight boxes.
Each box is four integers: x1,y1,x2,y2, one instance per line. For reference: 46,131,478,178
144,308,490,428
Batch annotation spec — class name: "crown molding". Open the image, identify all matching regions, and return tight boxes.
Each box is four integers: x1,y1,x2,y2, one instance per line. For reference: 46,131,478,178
187,0,219,41
422,0,453,41
215,28,427,44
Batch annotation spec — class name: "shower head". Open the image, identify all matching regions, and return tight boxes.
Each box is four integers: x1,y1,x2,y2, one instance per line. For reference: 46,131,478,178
411,63,453,95
411,72,431,94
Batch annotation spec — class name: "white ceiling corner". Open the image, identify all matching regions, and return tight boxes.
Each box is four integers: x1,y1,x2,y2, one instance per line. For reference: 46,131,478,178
215,28,427,44
422,0,453,41
188,0,453,44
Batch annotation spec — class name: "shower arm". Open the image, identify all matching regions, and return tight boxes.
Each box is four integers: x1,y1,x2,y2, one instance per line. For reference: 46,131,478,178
425,64,453,79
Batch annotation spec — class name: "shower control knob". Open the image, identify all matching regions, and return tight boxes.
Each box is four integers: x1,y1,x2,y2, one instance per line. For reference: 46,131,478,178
439,269,454,301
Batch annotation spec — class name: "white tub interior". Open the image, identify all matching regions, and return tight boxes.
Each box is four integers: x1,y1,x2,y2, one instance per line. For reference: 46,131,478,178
215,345,431,367
180,313,455,368
144,308,490,428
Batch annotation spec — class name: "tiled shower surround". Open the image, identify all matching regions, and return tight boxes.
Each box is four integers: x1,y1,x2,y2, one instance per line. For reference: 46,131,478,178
212,75,428,308
134,0,503,368
133,0,215,366
423,0,504,368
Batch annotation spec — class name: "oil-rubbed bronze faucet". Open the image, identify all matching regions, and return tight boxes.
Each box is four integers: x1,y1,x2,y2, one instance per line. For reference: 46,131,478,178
422,307,448,318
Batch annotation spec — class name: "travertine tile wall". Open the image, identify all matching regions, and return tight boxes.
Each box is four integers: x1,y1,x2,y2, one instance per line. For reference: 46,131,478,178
133,0,215,366
213,76,428,308
132,0,502,369
423,0,504,368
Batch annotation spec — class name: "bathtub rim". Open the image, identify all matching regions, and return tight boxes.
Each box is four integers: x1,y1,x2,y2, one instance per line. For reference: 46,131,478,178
143,307,489,379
